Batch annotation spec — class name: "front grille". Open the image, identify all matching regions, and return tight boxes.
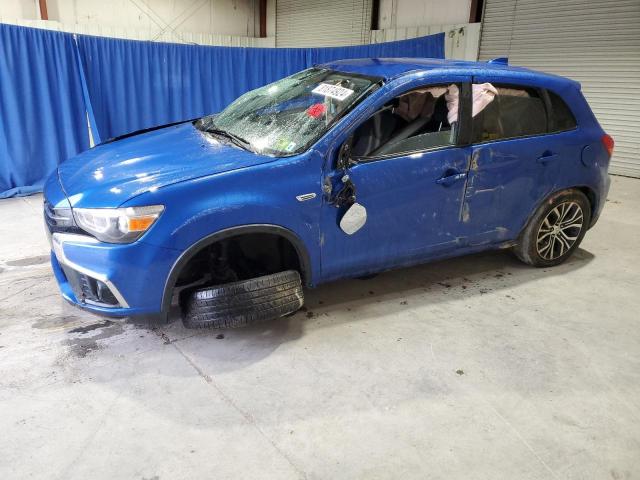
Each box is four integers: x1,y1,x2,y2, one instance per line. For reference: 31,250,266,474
61,265,120,307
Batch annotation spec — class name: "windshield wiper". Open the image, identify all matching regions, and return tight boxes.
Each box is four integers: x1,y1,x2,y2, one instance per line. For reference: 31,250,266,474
206,127,253,152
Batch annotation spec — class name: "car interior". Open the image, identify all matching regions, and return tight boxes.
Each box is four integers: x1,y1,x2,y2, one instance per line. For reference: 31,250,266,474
350,82,552,157
351,85,456,158
472,86,547,142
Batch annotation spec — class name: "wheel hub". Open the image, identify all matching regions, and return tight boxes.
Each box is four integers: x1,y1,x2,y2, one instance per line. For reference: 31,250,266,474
536,201,584,261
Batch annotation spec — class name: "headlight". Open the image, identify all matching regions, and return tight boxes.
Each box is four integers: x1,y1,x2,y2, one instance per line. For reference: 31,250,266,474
73,205,164,244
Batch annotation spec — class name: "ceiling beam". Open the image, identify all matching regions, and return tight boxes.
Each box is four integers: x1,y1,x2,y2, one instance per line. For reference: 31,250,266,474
259,0,267,38
38,0,48,20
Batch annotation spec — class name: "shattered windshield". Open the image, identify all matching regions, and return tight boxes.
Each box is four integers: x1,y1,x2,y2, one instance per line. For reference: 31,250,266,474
196,68,381,156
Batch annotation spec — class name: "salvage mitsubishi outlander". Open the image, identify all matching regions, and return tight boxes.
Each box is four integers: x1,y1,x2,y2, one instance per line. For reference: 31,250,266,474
43,58,613,328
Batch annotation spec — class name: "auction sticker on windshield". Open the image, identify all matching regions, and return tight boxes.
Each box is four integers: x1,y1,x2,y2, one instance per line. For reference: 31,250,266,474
312,83,354,101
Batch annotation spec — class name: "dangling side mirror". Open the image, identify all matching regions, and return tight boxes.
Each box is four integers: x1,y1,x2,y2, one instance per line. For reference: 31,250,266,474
337,136,353,171
340,202,367,235
335,136,367,235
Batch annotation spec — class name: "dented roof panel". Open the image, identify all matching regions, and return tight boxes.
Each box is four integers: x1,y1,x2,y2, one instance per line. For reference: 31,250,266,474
319,58,581,90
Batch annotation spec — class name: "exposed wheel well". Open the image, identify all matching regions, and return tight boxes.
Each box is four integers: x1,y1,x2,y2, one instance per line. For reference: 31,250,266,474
175,232,302,286
163,228,309,315
575,186,598,224
517,185,598,245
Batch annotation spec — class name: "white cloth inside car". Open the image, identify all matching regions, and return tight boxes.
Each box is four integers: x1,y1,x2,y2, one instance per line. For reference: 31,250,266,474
445,83,498,124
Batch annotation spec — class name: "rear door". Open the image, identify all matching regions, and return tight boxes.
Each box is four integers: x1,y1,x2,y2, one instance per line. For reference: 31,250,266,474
462,77,573,245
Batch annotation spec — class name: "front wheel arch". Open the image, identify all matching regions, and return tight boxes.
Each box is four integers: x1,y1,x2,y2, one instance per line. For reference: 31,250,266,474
159,224,312,320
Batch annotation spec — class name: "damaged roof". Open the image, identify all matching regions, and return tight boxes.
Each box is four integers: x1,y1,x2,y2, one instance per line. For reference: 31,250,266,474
319,58,581,89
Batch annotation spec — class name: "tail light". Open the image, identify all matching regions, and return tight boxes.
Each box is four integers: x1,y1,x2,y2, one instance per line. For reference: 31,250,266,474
601,134,614,157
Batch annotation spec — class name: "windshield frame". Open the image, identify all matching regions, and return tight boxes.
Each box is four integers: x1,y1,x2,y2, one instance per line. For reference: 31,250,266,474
197,68,384,158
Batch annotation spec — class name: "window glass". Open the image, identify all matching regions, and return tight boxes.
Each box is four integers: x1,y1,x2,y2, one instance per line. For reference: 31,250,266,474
196,68,380,156
547,90,577,132
351,84,458,159
471,84,547,143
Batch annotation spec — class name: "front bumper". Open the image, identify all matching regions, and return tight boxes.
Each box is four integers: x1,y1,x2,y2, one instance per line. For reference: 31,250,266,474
43,172,181,317
49,232,181,317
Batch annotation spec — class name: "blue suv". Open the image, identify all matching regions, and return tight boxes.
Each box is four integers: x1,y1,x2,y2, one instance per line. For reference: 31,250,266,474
43,58,613,328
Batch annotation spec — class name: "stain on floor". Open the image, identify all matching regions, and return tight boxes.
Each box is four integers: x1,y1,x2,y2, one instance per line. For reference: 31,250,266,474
68,320,115,334
32,315,84,330
63,321,125,357
5,255,50,267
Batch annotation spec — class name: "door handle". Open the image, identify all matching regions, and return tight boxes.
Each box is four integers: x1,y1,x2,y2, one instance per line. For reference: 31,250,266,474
436,170,466,186
536,152,559,164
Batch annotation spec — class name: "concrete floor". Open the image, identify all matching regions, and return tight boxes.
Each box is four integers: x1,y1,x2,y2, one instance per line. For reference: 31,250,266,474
0,176,639,480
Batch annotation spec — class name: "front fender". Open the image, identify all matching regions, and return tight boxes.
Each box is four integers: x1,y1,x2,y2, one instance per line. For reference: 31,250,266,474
122,151,323,283
158,223,313,320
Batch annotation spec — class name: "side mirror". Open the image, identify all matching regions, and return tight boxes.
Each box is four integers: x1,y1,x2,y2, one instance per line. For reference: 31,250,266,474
337,137,353,171
340,202,367,235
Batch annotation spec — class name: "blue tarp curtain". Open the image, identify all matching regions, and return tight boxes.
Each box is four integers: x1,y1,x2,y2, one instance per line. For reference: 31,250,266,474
0,25,90,197
0,22,445,198
77,34,445,140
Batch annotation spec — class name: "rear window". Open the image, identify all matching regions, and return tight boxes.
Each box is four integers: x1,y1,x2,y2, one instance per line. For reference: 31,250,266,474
471,85,547,143
547,90,577,132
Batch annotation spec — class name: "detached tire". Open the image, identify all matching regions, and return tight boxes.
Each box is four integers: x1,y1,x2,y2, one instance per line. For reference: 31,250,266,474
182,270,304,329
513,189,591,267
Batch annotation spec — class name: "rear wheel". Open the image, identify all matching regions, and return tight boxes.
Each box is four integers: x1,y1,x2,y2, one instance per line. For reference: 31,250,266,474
514,190,591,267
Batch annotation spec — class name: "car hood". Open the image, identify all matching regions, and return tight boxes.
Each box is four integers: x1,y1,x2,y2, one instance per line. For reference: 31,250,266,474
58,122,275,208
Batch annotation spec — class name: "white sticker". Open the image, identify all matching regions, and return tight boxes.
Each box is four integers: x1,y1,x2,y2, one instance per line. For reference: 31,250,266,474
285,142,297,152
312,83,354,101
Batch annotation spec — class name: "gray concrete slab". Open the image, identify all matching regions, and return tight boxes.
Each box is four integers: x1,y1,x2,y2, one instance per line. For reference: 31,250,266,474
0,176,639,479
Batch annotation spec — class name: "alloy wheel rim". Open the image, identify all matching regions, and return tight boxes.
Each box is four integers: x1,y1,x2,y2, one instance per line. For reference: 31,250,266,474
536,201,584,261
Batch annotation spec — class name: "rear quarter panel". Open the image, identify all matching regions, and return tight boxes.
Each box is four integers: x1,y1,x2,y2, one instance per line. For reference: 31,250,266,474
550,84,611,223
469,72,609,236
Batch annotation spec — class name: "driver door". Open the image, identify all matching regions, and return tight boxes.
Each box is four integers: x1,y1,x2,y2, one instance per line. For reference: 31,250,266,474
319,79,472,281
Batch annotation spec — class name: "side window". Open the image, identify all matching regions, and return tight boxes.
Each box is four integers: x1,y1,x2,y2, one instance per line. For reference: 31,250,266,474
351,84,459,159
547,90,577,132
471,84,547,143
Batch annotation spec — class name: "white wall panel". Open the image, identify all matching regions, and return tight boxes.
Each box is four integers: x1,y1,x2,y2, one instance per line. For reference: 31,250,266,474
479,0,640,177
266,0,276,37
276,0,372,47
0,0,37,19
378,0,471,29
371,23,481,60
0,18,274,47
1,0,261,39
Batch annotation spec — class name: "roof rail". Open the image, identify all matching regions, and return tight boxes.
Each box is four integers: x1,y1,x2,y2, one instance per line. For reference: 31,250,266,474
488,57,509,65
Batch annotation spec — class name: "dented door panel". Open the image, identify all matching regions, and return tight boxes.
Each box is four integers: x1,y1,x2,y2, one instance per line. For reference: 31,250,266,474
462,137,556,245
461,74,587,245
320,147,470,281
318,74,474,281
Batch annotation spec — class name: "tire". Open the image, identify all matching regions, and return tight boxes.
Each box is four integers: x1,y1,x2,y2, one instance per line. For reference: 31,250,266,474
513,189,591,267
182,270,304,329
